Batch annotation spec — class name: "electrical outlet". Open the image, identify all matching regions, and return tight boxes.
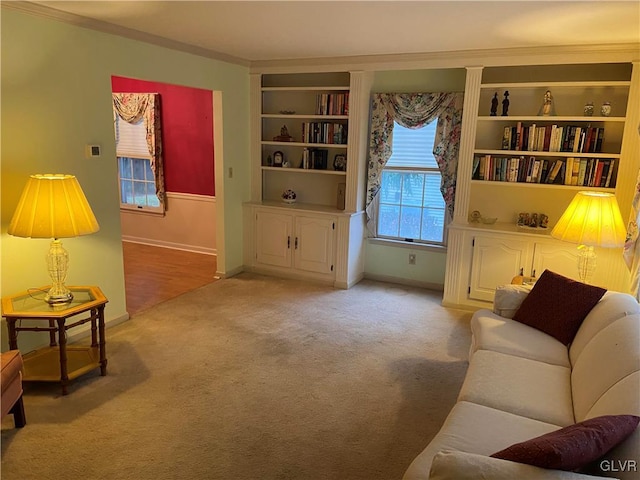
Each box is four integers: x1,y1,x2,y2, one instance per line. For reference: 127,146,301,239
408,253,416,265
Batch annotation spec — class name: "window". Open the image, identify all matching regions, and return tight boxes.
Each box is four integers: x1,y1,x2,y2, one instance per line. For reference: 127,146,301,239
377,121,446,245
114,114,163,213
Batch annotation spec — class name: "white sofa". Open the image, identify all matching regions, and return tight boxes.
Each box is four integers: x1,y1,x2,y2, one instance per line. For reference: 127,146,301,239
403,288,640,480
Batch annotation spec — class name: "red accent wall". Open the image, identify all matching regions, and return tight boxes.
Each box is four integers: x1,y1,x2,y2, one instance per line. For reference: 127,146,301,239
111,76,215,196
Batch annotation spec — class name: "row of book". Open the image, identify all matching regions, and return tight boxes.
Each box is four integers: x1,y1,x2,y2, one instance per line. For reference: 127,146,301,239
315,93,349,116
301,148,329,170
301,122,348,145
502,124,604,154
473,155,617,188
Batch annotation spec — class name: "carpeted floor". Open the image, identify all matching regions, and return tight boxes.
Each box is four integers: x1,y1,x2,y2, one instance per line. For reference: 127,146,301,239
1,273,472,480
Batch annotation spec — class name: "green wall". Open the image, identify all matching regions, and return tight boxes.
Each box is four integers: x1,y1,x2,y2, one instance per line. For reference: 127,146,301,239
1,8,249,350
364,68,466,288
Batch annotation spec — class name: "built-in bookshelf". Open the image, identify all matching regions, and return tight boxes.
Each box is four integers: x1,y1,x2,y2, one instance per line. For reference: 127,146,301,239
472,78,629,194
247,71,372,289
443,62,638,309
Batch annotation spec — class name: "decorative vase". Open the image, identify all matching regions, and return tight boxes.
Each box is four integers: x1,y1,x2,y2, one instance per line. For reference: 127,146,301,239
583,102,594,116
600,102,611,117
281,189,297,204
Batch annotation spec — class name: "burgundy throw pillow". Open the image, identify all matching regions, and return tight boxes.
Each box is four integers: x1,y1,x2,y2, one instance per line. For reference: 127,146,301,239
512,269,606,345
491,415,640,471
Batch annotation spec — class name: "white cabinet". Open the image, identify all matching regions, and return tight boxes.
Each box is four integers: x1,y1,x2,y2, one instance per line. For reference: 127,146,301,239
253,208,336,280
468,233,578,302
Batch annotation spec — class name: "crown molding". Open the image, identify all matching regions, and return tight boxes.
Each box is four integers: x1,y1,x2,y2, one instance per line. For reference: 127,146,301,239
250,43,640,74
2,1,251,68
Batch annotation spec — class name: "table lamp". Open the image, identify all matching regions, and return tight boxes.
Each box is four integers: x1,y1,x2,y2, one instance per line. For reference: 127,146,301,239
8,174,100,304
551,191,626,284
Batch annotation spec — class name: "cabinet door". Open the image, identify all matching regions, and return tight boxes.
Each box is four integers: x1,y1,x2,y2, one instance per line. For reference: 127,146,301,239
469,235,534,302
294,215,335,275
255,211,292,268
531,242,579,281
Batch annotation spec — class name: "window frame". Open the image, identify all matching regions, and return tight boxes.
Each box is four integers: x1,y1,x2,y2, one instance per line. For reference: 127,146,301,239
113,113,164,215
376,122,448,247
117,155,164,215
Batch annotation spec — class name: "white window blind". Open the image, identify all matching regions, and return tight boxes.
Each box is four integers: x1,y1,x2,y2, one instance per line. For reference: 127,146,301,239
386,121,438,169
114,115,149,158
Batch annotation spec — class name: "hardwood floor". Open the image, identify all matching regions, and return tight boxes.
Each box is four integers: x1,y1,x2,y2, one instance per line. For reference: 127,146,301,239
122,242,218,316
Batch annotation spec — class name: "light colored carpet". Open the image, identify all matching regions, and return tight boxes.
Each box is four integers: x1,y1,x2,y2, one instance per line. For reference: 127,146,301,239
1,273,472,480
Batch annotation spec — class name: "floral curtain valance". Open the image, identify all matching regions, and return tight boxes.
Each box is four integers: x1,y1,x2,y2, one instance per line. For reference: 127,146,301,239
112,93,165,207
623,168,640,300
365,92,464,236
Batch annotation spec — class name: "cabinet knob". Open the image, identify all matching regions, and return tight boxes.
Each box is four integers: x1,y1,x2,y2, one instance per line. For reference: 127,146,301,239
295,237,299,249
519,267,524,276
287,236,290,249
531,269,536,278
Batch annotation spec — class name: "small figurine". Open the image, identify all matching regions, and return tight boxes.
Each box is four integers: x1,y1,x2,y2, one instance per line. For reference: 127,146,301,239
273,125,293,142
501,91,510,116
538,90,556,116
517,212,529,226
490,92,498,116
529,213,539,228
539,214,549,228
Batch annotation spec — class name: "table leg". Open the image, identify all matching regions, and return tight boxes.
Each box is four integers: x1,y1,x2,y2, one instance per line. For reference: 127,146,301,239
90,309,98,347
49,319,57,346
98,305,107,376
7,319,18,350
57,319,69,395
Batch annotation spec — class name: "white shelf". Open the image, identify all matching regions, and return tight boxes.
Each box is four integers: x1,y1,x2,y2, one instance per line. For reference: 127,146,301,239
474,149,620,159
262,86,349,92
261,166,346,176
470,180,615,191
262,114,349,120
262,141,348,149
481,81,631,89
476,116,625,122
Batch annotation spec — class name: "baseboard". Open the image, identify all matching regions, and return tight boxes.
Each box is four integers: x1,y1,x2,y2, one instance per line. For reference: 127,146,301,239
216,265,244,279
122,236,216,256
363,272,444,292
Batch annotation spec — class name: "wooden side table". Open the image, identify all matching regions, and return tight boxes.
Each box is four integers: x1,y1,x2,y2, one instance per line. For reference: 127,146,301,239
1,286,108,395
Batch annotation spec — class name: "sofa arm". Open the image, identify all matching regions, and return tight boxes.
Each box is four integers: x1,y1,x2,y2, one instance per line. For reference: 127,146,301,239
428,450,617,480
493,284,533,319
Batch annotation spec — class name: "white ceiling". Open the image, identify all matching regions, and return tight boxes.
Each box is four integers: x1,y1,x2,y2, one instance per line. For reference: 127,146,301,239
27,1,640,64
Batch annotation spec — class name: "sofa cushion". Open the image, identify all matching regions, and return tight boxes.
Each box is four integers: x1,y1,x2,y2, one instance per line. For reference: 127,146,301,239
512,270,606,345
458,350,574,426
571,313,640,422
1,350,23,395
581,372,640,480
493,284,533,319
470,309,570,367
428,450,616,480
491,415,640,471
402,401,561,480
569,291,640,366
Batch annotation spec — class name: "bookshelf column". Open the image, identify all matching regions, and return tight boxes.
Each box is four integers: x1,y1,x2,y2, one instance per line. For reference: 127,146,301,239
452,66,483,224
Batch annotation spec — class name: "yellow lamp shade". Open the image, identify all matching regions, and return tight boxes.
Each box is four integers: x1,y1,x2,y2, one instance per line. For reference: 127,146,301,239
8,174,99,239
551,191,626,248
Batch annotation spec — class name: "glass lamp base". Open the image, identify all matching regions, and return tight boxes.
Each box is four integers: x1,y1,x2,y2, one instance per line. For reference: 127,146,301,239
577,244,597,284
46,239,73,304
45,287,74,304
